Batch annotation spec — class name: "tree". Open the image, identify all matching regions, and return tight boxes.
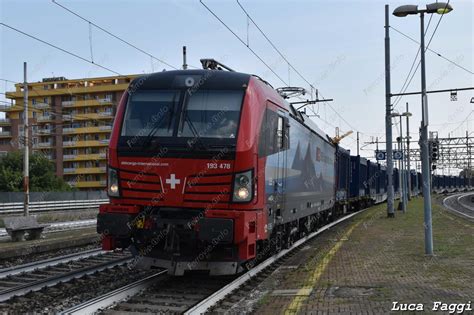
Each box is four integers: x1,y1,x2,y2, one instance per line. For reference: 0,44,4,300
459,168,474,178
0,151,73,192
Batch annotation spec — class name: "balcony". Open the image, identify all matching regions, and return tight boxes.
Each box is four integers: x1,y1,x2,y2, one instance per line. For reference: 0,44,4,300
62,167,107,175
37,115,54,122
34,102,50,109
62,98,114,108
68,113,114,121
62,101,75,107
62,114,72,121
63,141,77,147
98,112,113,118
70,180,107,188
8,82,132,99
62,140,109,148
33,141,53,148
0,131,11,137
38,141,53,148
0,118,10,125
98,98,113,104
63,153,107,161
62,126,112,134
37,128,51,134
99,139,110,144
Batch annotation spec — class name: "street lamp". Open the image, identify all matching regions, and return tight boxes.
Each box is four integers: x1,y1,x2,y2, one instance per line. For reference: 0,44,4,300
390,111,412,213
393,2,453,256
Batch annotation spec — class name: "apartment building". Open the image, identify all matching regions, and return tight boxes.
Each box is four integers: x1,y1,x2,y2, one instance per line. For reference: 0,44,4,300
0,74,138,189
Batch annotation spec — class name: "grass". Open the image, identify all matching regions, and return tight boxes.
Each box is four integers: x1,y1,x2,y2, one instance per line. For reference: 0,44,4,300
254,196,474,313
361,196,474,292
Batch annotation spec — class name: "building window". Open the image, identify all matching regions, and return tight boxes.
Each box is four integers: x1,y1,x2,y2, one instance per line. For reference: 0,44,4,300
32,99,37,105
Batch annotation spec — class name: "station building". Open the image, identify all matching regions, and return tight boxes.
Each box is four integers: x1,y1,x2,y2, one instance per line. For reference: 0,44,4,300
0,74,138,190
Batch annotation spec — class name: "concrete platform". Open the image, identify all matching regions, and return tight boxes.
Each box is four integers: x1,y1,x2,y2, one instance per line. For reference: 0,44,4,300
0,227,98,260
241,198,474,314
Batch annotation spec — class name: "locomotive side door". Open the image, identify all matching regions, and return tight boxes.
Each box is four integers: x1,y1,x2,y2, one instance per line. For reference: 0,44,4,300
263,102,289,232
274,112,288,216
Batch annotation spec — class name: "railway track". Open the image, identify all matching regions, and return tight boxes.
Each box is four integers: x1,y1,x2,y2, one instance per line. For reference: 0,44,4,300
61,209,367,314
0,249,131,302
442,192,474,220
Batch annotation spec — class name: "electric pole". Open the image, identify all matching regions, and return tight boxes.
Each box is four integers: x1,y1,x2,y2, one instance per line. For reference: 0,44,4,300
385,4,395,218
357,131,360,156
419,12,434,255
399,116,406,213
406,102,411,200
23,62,29,217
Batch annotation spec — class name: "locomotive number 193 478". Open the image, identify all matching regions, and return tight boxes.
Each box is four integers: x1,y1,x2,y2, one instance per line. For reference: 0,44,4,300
207,163,231,170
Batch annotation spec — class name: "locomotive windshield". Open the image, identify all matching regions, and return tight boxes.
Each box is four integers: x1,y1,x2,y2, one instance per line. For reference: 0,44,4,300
178,90,241,139
121,90,180,138
119,89,244,152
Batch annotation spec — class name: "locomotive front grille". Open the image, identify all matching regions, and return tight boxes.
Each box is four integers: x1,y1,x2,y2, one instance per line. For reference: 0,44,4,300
183,173,232,204
118,169,164,200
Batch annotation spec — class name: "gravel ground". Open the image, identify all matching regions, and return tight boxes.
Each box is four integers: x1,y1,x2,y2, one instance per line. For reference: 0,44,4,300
0,243,100,269
0,264,157,314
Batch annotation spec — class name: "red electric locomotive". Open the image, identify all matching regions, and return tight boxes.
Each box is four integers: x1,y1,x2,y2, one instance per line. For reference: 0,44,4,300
98,63,336,275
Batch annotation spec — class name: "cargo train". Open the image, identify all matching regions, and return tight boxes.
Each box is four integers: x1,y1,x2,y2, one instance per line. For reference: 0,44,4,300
97,68,472,275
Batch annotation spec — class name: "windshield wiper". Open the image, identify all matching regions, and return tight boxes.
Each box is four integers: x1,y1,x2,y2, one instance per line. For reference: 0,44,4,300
141,111,173,149
140,97,177,149
183,113,208,151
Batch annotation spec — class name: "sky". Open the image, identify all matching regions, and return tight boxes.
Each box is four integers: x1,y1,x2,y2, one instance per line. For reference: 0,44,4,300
1,0,472,172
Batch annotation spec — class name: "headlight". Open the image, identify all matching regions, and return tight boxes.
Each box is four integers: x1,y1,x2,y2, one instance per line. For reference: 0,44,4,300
233,170,253,202
237,187,249,199
108,167,120,197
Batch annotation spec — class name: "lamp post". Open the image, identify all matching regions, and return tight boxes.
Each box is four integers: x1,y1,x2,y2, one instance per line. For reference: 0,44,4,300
406,102,411,201
384,4,395,218
391,111,412,213
393,2,453,256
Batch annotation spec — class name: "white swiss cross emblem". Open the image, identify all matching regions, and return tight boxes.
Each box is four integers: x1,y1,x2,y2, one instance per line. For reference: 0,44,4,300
165,174,181,189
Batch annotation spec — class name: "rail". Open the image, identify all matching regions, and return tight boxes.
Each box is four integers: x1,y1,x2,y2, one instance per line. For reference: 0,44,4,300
0,251,131,303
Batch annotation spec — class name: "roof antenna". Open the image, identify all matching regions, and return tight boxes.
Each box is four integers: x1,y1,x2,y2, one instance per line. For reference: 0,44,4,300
182,46,188,70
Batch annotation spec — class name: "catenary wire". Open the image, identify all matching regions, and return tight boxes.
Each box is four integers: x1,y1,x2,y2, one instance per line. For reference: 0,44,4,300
51,0,179,70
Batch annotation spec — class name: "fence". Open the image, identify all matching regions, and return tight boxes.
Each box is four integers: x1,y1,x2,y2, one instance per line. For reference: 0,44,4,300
0,190,107,203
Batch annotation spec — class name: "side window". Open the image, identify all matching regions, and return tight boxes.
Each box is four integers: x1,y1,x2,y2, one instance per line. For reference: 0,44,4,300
283,116,290,150
277,116,283,149
276,116,290,150
258,108,276,156
258,107,289,156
